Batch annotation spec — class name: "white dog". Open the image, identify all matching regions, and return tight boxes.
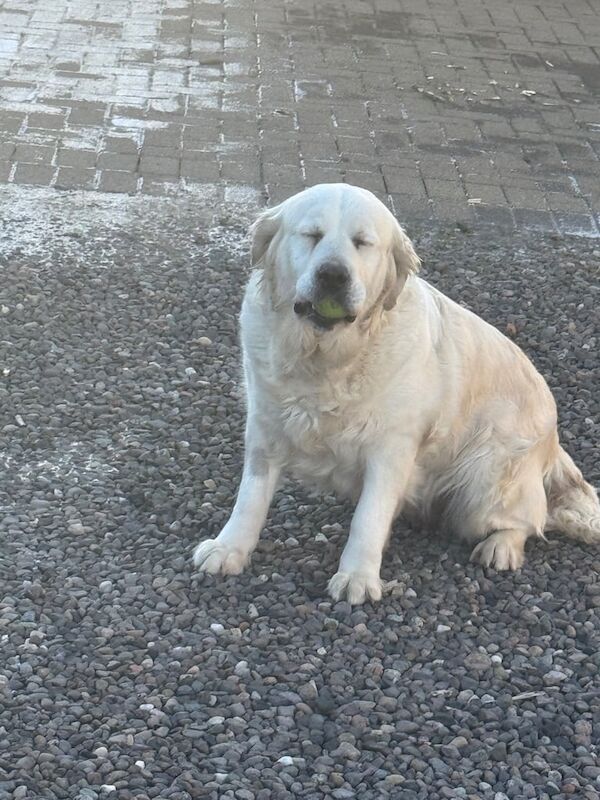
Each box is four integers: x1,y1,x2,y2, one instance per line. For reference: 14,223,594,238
193,183,600,604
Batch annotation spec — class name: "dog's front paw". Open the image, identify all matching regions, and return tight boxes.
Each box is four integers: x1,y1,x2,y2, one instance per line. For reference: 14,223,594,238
328,571,382,605
193,539,249,576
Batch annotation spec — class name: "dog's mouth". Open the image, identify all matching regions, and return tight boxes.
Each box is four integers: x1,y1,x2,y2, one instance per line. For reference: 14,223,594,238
293,300,356,330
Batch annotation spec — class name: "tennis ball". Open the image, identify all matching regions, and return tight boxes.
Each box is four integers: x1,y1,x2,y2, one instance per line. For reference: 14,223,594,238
314,298,346,319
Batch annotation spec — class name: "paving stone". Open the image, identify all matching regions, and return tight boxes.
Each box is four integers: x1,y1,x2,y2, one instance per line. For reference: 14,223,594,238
96,153,139,171
513,208,558,232
553,211,599,237
0,161,12,181
0,114,25,133
139,156,180,179
103,136,141,154
55,167,96,190
464,183,508,206
27,112,67,130
12,163,56,185
68,107,107,126
14,143,55,163
0,142,15,160
56,149,97,169
98,170,138,194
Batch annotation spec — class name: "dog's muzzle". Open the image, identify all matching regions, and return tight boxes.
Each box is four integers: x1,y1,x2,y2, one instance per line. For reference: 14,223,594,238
293,260,357,330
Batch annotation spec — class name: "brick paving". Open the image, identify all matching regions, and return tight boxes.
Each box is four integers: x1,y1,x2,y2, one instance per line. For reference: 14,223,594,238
1,0,600,232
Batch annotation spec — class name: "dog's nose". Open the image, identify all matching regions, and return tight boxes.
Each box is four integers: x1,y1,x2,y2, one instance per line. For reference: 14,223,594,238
316,262,349,289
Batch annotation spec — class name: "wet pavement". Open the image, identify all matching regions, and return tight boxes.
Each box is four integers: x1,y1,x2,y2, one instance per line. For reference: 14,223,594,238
0,0,600,231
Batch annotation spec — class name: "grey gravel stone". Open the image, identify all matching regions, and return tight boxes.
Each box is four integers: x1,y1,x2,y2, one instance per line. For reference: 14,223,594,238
543,669,570,686
332,742,361,761
464,652,493,671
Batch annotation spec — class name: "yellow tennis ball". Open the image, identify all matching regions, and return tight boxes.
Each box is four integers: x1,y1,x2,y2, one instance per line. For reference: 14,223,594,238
314,298,346,319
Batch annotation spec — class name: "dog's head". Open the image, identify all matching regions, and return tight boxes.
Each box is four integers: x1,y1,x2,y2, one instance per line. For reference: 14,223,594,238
250,183,420,332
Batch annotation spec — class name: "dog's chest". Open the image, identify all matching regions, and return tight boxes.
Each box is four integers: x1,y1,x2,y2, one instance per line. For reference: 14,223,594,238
270,377,375,496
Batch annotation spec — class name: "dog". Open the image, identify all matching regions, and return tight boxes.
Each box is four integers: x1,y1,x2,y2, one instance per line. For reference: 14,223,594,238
193,183,600,604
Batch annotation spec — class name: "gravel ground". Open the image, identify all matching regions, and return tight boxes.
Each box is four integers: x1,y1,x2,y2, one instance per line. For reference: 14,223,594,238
0,185,599,800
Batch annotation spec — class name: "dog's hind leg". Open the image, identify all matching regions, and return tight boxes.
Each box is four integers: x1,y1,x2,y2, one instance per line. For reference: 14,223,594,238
467,456,548,571
470,527,529,570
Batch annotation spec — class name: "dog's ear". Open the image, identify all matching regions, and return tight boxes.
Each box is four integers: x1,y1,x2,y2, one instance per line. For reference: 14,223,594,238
250,204,283,267
382,220,421,311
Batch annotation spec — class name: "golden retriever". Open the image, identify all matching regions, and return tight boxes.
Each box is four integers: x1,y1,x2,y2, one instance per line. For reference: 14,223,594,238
193,183,600,604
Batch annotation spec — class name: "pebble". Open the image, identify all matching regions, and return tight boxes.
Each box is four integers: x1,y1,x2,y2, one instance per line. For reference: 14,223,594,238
450,736,469,750
332,742,361,761
543,669,569,685
386,775,404,785
574,720,592,746
68,522,86,535
464,652,492,671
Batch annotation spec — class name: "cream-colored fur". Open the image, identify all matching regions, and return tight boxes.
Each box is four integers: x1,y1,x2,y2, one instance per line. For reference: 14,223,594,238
193,183,599,604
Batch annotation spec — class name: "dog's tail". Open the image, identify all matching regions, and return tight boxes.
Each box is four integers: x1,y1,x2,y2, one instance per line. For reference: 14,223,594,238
544,446,600,543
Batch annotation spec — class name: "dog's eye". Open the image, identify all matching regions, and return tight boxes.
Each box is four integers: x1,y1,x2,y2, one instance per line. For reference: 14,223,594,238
304,231,323,244
353,236,369,249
